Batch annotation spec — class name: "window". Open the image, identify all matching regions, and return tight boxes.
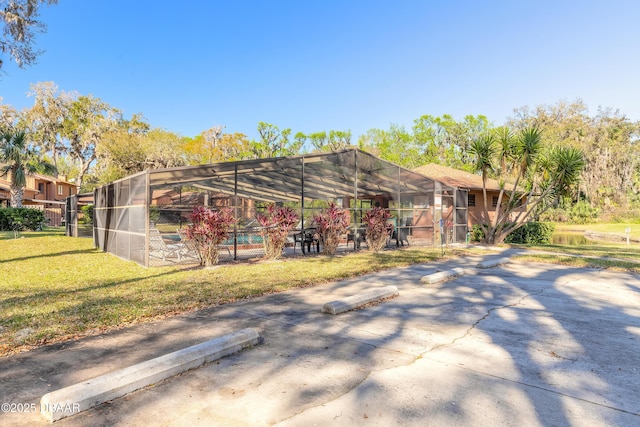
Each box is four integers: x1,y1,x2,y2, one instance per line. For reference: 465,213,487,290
514,196,525,208
492,196,499,208
468,194,476,207
57,185,64,196
38,183,44,193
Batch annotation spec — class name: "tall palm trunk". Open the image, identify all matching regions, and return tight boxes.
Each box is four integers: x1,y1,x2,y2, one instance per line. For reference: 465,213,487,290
10,184,24,208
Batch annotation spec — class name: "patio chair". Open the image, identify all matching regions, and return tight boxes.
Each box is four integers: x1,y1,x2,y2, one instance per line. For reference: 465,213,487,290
347,228,367,249
176,228,231,258
293,230,320,254
391,228,410,247
293,232,304,254
148,229,194,262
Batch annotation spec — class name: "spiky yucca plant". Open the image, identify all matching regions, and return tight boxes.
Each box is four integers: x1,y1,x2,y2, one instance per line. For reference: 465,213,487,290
469,126,585,244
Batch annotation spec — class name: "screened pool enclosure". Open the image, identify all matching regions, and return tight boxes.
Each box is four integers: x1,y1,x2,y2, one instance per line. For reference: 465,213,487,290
83,149,467,267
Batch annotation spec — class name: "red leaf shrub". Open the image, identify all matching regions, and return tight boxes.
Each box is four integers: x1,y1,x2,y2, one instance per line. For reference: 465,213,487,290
313,202,349,255
362,207,392,252
186,206,236,266
256,205,299,259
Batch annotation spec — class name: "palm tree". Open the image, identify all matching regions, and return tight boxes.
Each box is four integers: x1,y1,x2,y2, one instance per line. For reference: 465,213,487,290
468,132,497,242
0,129,57,207
469,126,585,244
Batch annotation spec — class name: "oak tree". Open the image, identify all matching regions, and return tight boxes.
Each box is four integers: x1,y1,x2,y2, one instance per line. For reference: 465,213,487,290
0,0,58,70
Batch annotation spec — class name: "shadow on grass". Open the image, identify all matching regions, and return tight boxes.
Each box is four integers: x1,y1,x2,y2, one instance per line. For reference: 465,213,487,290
0,248,100,264
0,228,66,240
0,265,186,308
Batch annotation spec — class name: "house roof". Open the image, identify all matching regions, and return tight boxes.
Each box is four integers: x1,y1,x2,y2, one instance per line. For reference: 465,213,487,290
23,198,66,205
33,173,77,187
413,163,503,191
0,172,77,188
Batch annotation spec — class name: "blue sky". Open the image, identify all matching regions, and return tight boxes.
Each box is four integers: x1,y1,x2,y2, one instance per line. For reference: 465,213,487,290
1,0,639,141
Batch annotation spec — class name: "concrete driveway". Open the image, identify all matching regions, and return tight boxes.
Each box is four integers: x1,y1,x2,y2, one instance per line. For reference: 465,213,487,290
1,253,639,426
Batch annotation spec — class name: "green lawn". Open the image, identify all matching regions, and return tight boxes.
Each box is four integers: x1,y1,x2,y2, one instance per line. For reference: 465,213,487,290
556,222,640,235
512,244,640,272
2,227,638,357
512,223,640,271
514,253,640,273
0,228,477,356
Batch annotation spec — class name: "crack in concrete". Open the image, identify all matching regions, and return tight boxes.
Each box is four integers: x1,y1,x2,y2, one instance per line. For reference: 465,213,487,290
262,265,640,424
241,279,574,424
273,288,554,424
420,287,546,356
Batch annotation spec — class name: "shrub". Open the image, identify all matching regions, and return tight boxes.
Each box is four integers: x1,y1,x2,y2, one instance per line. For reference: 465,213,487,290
608,210,640,224
504,222,555,244
313,202,349,255
185,206,236,266
80,204,94,225
471,222,555,244
362,207,392,252
568,201,600,224
540,201,600,224
149,205,161,224
470,224,485,242
0,207,46,233
257,205,299,259
539,207,569,223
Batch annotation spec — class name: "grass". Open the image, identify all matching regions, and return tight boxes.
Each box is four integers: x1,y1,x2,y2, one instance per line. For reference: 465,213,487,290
513,251,640,272
3,226,638,357
556,222,640,235
0,228,480,356
511,225,640,272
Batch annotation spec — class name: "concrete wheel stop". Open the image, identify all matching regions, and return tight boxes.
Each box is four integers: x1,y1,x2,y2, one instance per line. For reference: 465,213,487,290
40,328,260,422
322,285,399,314
477,257,510,269
420,267,465,284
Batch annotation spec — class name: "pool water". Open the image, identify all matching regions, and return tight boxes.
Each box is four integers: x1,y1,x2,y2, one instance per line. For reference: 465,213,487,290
165,234,263,245
224,235,263,245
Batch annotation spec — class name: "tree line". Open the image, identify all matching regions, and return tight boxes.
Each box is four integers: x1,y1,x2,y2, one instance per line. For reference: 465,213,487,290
0,82,358,192
1,82,639,220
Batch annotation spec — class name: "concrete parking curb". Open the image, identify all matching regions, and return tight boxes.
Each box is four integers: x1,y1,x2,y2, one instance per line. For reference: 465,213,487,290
40,328,260,422
322,286,399,315
477,257,511,269
420,267,465,284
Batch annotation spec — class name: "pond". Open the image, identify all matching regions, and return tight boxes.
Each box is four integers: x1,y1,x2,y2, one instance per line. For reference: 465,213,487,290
552,231,600,245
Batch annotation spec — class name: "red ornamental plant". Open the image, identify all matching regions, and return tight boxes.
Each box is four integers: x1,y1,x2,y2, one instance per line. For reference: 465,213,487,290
256,205,299,259
313,202,349,255
185,206,236,266
362,206,392,252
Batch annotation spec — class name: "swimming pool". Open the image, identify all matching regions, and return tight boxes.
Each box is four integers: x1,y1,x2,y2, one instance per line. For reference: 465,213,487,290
165,233,263,245
223,234,263,245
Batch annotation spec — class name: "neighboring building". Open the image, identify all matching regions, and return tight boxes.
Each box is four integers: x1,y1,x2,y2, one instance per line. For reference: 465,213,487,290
0,173,78,226
413,163,522,228
0,181,9,204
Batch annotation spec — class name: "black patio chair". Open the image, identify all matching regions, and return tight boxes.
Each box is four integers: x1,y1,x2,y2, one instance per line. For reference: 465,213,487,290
293,230,320,254
392,228,410,246
347,228,367,249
